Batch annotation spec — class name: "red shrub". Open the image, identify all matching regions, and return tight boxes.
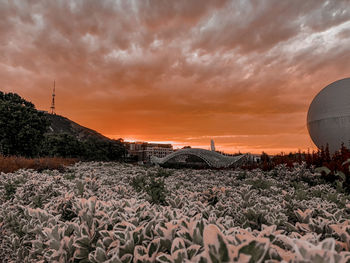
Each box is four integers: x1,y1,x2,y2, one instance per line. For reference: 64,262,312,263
0,155,78,173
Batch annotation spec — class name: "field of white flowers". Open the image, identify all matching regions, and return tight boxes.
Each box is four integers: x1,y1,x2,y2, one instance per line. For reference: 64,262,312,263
1,162,350,262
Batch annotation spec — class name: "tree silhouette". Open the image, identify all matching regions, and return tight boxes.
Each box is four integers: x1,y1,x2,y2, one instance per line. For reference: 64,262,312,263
0,92,49,157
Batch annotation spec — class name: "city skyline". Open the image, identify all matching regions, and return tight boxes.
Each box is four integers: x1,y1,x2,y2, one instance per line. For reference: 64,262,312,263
1,0,350,154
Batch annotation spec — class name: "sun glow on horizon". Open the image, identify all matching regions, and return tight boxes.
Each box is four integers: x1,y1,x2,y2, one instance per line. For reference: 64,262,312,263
106,134,317,155
1,0,348,154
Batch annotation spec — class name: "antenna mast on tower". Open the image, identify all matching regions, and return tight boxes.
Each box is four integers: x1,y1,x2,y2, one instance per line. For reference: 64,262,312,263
50,80,56,115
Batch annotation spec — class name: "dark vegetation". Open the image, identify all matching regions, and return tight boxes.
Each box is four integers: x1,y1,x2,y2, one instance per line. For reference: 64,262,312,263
130,168,172,205
0,155,77,174
41,133,125,161
0,92,48,157
244,145,350,193
245,145,350,172
0,91,126,172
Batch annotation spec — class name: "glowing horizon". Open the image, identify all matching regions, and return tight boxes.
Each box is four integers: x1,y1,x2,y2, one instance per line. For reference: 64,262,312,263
107,133,315,155
1,0,349,154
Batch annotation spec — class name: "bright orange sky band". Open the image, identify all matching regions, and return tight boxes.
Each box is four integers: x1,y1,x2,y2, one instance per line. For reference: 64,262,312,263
1,1,350,154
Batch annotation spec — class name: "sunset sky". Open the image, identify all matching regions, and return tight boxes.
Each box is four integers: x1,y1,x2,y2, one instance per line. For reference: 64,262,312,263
1,0,350,154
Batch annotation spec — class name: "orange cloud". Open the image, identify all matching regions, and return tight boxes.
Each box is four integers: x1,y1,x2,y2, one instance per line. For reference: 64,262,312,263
1,0,350,154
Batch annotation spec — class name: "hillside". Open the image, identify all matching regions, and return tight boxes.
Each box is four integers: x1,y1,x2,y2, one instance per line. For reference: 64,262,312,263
45,113,114,142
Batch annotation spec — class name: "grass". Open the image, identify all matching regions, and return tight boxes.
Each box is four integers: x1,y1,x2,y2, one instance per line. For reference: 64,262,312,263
0,155,78,173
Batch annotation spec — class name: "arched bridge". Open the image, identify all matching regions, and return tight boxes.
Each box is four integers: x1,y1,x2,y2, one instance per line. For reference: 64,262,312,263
151,148,246,168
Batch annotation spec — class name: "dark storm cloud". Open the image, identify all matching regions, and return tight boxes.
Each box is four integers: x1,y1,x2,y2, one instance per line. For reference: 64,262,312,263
0,0,349,153
192,0,350,53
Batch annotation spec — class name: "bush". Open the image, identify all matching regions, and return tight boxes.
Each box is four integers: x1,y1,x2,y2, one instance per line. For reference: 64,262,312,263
0,155,77,173
40,133,84,158
130,174,148,193
154,167,173,178
245,178,274,190
200,188,221,206
41,133,126,161
130,169,170,205
0,92,49,157
145,176,168,205
4,181,18,200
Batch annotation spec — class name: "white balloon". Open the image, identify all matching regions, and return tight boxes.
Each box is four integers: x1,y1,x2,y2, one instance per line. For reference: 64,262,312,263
307,78,350,153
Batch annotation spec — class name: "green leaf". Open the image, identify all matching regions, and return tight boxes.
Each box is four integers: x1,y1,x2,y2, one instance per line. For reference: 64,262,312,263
120,253,133,263
134,245,148,261
336,171,346,181
315,167,331,175
103,237,113,249
75,236,90,249
171,238,186,254
47,239,60,250
173,248,188,263
119,239,134,256
238,240,269,263
160,238,172,251
148,238,161,259
203,225,230,263
74,247,90,260
177,229,192,243
156,253,173,263
105,253,123,263
342,159,350,167
217,234,229,262
319,238,335,251
187,244,201,259
95,247,107,263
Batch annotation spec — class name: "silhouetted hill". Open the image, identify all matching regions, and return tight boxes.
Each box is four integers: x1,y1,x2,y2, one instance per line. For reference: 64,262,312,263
45,113,113,142
42,113,125,160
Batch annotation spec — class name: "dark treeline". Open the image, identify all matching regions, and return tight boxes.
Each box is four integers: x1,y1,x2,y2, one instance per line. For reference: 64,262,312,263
243,144,350,192
245,144,350,172
41,133,125,161
0,91,125,161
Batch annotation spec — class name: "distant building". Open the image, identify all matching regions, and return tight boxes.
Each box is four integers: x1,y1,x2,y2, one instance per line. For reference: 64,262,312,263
144,146,174,162
124,141,174,163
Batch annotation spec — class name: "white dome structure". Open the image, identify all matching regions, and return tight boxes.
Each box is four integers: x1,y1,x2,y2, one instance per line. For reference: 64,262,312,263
307,78,350,153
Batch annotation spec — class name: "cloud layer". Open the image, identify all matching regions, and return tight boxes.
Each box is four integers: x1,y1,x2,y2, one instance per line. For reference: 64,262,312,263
1,0,350,153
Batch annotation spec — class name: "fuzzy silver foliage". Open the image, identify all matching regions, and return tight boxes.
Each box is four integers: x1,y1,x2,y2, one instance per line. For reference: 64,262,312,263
1,162,350,262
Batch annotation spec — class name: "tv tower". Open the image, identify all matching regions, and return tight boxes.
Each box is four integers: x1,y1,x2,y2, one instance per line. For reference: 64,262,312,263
50,80,56,115
210,139,216,151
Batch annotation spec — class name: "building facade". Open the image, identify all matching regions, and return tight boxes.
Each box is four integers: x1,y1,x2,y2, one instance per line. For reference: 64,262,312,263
124,141,174,163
